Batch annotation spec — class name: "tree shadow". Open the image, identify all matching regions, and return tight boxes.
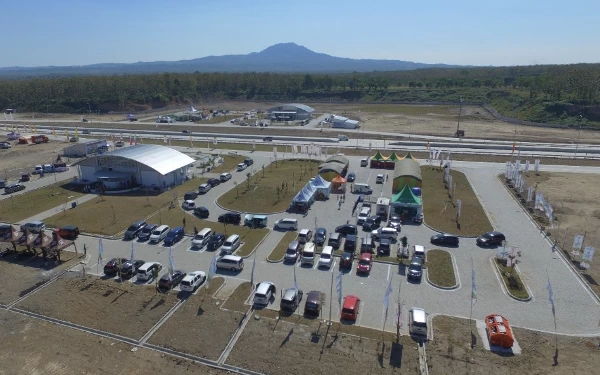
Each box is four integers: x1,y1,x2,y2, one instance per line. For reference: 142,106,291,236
389,342,403,368
150,298,165,310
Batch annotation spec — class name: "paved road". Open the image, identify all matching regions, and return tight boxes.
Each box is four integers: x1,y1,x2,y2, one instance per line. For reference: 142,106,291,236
0,169,78,201
57,152,600,336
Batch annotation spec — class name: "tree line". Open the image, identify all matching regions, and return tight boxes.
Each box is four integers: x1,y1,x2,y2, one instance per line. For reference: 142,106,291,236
0,64,598,124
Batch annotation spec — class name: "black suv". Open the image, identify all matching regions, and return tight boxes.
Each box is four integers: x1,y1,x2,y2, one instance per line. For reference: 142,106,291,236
208,233,226,250
407,256,424,281
344,234,357,253
218,212,241,225
430,233,459,246
362,216,381,231
244,158,254,166
120,260,145,278
340,251,354,268
207,178,221,187
335,224,358,237
124,220,147,240
476,231,506,247
184,191,198,200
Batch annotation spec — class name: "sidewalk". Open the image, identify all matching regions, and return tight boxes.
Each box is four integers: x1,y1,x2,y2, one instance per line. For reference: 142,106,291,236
18,194,98,224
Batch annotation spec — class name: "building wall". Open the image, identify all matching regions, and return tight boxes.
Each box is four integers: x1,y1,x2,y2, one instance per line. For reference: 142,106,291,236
295,109,311,120
79,165,96,181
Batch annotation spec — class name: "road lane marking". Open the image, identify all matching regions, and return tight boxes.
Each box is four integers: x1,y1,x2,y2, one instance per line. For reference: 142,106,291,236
387,264,391,281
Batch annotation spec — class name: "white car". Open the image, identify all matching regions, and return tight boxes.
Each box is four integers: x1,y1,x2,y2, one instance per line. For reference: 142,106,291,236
236,163,247,171
149,225,170,243
199,183,211,194
179,271,206,292
318,246,334,268
376,174,385,184
254,281,276,305
371,227,398,241
182,200,195,210
357,207,371,225
220,172,232,182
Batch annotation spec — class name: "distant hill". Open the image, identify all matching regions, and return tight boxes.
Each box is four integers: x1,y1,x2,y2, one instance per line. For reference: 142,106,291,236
0,42,460,77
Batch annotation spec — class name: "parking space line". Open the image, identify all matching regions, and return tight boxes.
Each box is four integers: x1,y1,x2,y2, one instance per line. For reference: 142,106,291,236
357,300,365,326
312,262,319,270
387,264,391,281
330,261,336,272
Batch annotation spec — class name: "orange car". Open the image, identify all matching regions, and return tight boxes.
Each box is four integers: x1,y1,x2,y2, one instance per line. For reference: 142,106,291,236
485,314,514,348
341,295,361,321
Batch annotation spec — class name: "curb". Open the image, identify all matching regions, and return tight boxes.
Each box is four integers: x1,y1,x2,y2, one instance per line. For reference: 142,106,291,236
266,256,284,263
425,250,460,290
489,256,532,302
213,196,289,216
422,219,479,239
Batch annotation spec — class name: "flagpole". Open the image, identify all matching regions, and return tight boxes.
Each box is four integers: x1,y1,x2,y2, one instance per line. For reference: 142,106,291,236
546,269,559,355
328,269,333,326
470,257,474,348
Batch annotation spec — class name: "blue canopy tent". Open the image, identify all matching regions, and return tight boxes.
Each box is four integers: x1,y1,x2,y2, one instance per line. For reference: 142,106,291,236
310,175,332,199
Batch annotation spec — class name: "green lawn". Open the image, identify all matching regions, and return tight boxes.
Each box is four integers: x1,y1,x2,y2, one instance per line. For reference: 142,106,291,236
44,178,205,236
0,181,86,223
422,166,493,236
267,231,298,262
217,159,320,214
495,258,530,300
426,249,456,287
211,154,246,174
221,282,252,313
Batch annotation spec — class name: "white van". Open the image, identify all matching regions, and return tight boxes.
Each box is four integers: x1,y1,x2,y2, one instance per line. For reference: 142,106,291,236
221,234,241,255
353,183,373,195
149,225,170,243
192,228,213,248
20,221,46,233
414,245,426,259
182,200,195,210
298,229,313,244
216,255,244,271
360,158,369,167
409,307,428,337
301,242,316,266
137,262,163,281
274,218,298,231
319,246,334,268
357,207,371,225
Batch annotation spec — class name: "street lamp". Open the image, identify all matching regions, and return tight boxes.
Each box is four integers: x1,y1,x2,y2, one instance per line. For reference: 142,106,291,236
456,97,463,137
574,115,584,159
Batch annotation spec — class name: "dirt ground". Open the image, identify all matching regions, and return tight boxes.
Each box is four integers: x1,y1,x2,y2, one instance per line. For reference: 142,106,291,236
16,275,180,340
519,172,600,297
149,278,245,361
0,310,232,375
428,315,600,375
227,312,420,375
0,140,71,180
0,249,80,305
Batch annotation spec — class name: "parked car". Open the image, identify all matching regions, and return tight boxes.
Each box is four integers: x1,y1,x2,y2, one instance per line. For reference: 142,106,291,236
82,129,91,134
136,262,162,281
319,246,334,268
301,242,316,266
104,258,128,275
69,137,78,142
335,224,358,237
376,174,385,184
115,141,125,147
341,295,361,321
263,137,273,142
192,228,213,249
53,225,80,240
180,271,206,292
387,214,402,230
280,288,303,313
357,253,372,275
182,200,195,210
236,163,247,171
304,291,323,316
284,241,301,263
184,191,198,201
328,233,342,249
20,221,46,233
220,234,241,255
207,178,221,187
274,218,298,231
218,212,241,225
244,158,254,166
158,270,187,290
407,256,424,281
413,213,423,224
198,183,211,194
340,251,354,268
219,173,232,182
363,216,382,231
371,227,398,241
120,260,145,278
357,208,370,226
216,255,244,271
124,220,147,240
344,234,357,254
298,229,313,244
378,238,391,256
4,183,25,194
254,281,276,305
194,206,210,218
163,227,184,246
208,233,226,251
314,227,327,246
137,224,158,241
182,130,191,134
347,172,356,182
149,225,170,243
0,142,11,149
476,231,506,247
430,233,459,246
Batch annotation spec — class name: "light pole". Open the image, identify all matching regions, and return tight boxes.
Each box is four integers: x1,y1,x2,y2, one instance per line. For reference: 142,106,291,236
456,97,463,137
574,115,584,159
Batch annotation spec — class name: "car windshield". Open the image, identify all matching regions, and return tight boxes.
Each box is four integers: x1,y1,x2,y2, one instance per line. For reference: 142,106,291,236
141,227,152,233
410,263,422,271
306,302,318,309
321,253,330,259
152,230,161,235
286,248,296,254
359,259,370,265
127,225,137,231
342,308,355,314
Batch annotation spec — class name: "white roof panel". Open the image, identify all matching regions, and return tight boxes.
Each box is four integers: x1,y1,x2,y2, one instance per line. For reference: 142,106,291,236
99,144,194,175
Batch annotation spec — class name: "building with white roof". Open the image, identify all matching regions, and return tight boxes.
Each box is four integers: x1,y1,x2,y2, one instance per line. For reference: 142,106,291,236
267,103,315,121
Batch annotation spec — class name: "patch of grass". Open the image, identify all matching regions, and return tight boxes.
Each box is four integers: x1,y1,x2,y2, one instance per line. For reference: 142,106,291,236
234,228,269,257
44,178,205,236
222,281,252,313
374,255,402,264
0,182,86,223
204,277,224,296
211,154,245,174
495,258,530,300
267,231,298,262
217,159,320,214
422,166,492,236
426,249,456,287
195,115,238,124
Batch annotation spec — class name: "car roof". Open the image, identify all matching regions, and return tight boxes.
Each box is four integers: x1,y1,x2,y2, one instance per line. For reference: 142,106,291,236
219,254,241,261
306,291,321,302
256,281,273,294
283,288,297,300
343,295,359,308
360,253,372,260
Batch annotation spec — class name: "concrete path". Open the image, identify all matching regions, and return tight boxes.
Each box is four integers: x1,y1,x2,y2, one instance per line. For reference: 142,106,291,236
0,169,78,201
18,194,97,224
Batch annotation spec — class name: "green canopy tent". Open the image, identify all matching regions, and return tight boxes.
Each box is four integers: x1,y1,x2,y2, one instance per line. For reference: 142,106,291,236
391,185,423,217
370,151,387,168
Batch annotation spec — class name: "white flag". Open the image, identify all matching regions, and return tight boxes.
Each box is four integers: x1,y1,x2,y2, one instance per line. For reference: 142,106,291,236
383,278,393,321
250,255,256,287
534,159,540,173
525,160,530,172
583,246,595,262
456,199,462,217
293,261,298,292
98,238,104,265
207,255,217,287
547,277,556,318
130,241,135,265
168,246,174,275
336,271,343,307
213,137,217,145
273,146,277,158
471,268,477,305
573,235,585,250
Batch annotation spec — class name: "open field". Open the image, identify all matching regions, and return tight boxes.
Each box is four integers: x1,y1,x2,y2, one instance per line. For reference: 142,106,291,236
267,231,298,261
0,250,80,305
149,277,244,361
17,276,180,340
428,315,600,375
44,178,205,236
0,310,230,375
0,139,74,180
516,171,600,297
228,312,420,375
422,166,493,236
426,249,456,287
0,181,86,223
217,159,320,214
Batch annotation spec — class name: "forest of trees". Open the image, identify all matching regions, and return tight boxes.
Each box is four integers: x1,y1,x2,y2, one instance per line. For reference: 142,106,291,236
0,63,599,125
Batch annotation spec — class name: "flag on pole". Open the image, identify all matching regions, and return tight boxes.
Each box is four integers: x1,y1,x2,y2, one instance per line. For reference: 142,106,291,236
383,278,393,321
207,255,217,287
98,238,104,265
65,129,69,140
168,247,174,275
120,133,123,142
525,160,530,172
250,254,256,287
426,141,430,149
547,277,556,318
293,261,298,292
456,199,462,217
273,146,277,158
130,241,135,265
471,268,477,305
52,127,56,136
134,134,137,145
336,271,343,307
534,159,540,173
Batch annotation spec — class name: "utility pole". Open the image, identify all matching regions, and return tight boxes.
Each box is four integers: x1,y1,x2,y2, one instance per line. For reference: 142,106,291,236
574,114,584,159
456,97,463,137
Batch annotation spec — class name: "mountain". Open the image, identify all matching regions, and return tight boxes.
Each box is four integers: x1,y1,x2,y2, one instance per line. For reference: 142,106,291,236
0,43,460,78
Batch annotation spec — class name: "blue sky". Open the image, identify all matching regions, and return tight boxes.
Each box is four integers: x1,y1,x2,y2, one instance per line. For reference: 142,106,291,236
1,0,599,67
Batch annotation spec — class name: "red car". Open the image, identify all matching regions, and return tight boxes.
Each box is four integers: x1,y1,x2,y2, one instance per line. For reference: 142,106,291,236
341,295,361,321
356,253,372,275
